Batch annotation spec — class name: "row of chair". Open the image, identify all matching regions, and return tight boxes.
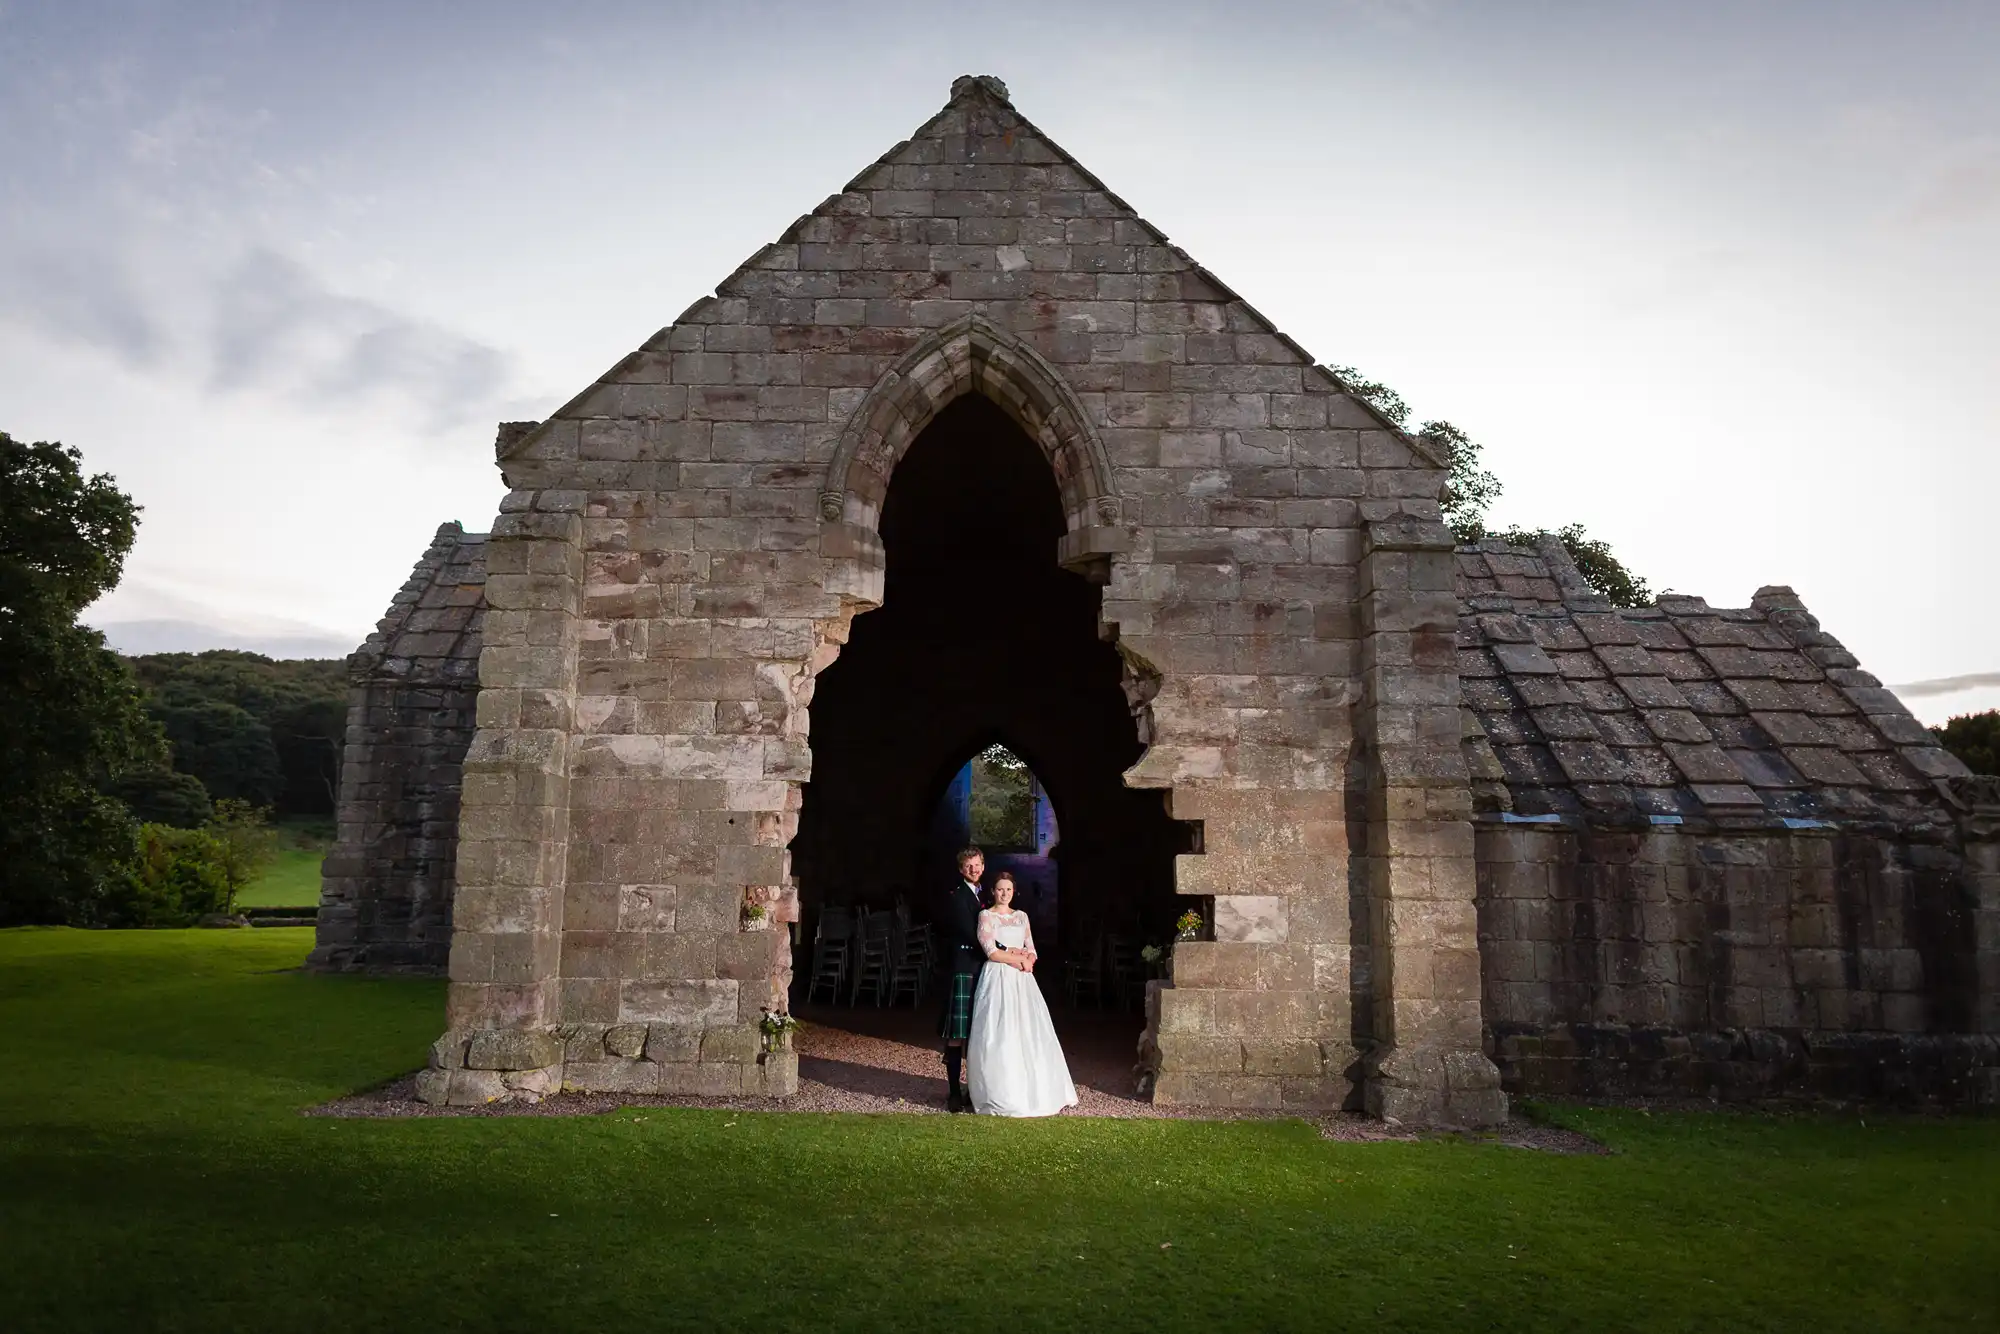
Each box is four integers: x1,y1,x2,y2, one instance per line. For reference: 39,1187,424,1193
1061,934,1150,1011
803,906,937,1007
803,906,1155,1013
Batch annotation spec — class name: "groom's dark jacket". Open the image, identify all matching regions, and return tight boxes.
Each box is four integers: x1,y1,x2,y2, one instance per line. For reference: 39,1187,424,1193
939,878,985,979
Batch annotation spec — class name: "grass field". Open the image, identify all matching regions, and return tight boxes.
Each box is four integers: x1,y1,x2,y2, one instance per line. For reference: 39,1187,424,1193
1,927,1995,1333
233,821,331,909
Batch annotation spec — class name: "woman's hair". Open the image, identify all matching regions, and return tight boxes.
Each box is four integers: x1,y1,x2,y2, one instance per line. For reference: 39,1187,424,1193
984,871,1016,907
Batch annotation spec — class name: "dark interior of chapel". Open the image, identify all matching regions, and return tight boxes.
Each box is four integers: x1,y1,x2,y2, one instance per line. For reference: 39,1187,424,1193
789,394,1189,976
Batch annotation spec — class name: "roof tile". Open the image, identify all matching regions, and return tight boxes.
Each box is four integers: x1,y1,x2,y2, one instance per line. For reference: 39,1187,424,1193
1662,742,1749,784
1751,711,1833,746
1641,709,1712,745
1618,676,1692,710
1492,642,1560,676
1784,747,1868,786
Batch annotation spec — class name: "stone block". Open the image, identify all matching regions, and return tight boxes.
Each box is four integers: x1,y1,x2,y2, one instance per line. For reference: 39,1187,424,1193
557,1023,609,1062
621,979,739,1024
699,1024,763,1064
747,1050,799,1097
1212,989,1310,1037
1241,1038,1324,1077
717,930,787,981
1153,987,1215,1035
1213,895,1288,943
413,1068,452,1105
603,1024,649,1059
465,1029,562,1071
428,1032,468,1070
446,1068,510,1106
658,1063,749,1097
563,1060,664,1095
1153,1072,1284,1109
1169,943,1259,990
1154,1034,1243,1073
1279,1074,1353,1108
644,1023,703,1063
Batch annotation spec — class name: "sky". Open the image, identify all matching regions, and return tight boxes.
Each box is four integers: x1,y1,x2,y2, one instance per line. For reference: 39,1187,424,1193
1,0,1994,722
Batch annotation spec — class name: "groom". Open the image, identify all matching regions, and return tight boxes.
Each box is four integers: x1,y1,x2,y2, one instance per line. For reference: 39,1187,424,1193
937,845,985,1113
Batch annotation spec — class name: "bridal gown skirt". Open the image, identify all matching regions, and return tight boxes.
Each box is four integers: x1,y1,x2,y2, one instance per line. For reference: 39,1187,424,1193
966,962,1079,1117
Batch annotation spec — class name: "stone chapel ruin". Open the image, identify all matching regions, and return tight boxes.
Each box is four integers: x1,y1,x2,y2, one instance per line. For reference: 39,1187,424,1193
311,76,2000,1122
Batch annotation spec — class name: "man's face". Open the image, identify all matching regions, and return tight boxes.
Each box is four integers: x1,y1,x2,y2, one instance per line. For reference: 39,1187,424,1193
961,854,984,884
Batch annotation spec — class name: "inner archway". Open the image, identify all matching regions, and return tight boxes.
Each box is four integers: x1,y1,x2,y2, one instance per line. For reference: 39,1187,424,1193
791,393,1183,1038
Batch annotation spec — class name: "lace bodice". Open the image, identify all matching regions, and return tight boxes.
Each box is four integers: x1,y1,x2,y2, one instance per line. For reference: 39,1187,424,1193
977,908,1034,956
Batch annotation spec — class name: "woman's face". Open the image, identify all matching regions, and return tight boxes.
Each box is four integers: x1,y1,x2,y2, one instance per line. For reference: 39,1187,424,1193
992,879,1014,910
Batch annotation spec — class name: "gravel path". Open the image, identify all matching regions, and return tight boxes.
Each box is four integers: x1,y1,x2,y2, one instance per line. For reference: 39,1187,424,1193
309,1003,1604,1153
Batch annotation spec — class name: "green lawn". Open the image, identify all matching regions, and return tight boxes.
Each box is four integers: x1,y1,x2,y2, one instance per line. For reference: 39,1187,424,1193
234,821,331,908
1,929,1995,1333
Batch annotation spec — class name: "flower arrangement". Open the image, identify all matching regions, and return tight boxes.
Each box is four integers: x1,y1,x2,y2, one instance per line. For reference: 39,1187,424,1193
758,1007,799,1052
741,902,767,928
1174,909,1203,943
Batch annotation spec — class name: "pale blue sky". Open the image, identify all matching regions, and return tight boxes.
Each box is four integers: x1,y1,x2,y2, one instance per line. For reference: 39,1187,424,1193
2,0,1994,719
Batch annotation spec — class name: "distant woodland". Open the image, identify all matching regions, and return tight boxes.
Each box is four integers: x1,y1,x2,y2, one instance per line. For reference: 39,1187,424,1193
122,651,349,820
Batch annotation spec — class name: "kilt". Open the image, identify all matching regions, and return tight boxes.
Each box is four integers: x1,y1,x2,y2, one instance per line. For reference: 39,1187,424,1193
937,968,976,1042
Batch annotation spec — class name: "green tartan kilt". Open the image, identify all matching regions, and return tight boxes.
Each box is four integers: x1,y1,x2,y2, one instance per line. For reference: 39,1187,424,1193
937,969,976,1042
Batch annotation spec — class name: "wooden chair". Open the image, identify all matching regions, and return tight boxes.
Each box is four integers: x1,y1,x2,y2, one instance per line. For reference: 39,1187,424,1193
805,936,850,1005
850,933,893,1006
889,925,931,1007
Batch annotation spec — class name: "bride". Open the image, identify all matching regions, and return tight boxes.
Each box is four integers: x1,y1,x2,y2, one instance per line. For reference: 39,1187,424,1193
966,872,1078,1117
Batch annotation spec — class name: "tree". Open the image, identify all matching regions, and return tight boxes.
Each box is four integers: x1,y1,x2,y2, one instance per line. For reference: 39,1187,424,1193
148,689,283,807
0,434,164,925
126,651,348,815
1327,366,1650,607
204,798,277,914
107,768,213,828
968,744,1036,850
1934,710,1999,776
1492,524,1654,609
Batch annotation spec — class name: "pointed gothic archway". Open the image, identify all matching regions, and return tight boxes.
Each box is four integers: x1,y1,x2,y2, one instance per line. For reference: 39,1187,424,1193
816,316,1134,612
794,393,1182,948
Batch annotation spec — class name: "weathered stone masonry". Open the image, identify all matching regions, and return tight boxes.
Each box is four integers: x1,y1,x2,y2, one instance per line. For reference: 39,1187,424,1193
1458,546,2000,1104
310,523,485,973
318,76,1999,1116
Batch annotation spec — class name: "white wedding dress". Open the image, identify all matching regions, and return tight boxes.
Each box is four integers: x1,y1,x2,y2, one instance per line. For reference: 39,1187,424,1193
966,910,1078,1117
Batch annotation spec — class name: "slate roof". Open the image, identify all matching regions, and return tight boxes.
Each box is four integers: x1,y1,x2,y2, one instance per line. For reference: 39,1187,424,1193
350,522,487,688
1457,536,1971,831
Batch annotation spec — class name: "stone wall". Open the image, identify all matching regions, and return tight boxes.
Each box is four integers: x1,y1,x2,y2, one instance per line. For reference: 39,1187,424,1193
1478,814,2000,1106
420,75,1498,1119
310,525,486,973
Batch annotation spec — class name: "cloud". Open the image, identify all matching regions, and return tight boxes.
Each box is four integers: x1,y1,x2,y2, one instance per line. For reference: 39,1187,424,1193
84,579,364,660
0,238,517,432
210,247,515,430
1890,671,2000,698
1899,144,2000,227
0,248,164,365
93,617,359,660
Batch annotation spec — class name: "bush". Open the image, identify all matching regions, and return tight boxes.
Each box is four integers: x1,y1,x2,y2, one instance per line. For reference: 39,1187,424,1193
108,825,233,926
